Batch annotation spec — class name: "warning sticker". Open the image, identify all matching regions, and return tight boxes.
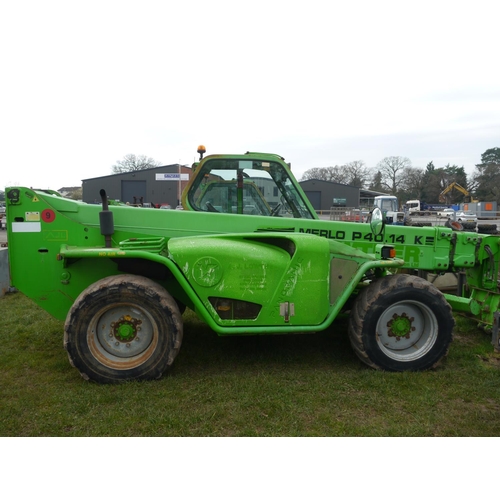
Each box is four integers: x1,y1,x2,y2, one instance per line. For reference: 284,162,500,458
26,212,41,222
12,222,41,233
41,209,56,223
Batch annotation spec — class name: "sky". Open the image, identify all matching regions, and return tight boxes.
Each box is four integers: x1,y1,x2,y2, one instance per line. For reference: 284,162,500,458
1,0,499,191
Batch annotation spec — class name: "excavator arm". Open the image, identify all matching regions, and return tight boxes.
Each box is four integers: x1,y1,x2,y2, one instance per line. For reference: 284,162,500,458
439,182,477,203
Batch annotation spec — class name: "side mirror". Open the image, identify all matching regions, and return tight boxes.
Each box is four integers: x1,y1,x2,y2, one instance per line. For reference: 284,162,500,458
369,207,385,236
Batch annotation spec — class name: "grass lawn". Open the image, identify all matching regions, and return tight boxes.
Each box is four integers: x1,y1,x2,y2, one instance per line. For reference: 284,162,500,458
1,291,499,437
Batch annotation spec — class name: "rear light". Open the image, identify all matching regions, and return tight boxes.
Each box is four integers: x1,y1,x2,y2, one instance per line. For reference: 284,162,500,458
381,246,396,259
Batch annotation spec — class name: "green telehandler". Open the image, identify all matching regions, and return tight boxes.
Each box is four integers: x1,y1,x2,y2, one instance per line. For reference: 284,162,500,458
4,148,499,382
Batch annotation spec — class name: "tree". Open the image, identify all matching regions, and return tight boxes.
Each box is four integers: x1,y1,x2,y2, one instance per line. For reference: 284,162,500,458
441,165,468,203
344,160,370,188
301,166,349,184
472,147,500,203
112,154,162,174
301,160,370,187
420,164,443,204
399,167,425,201
70,187,82,200
376,156,412,195
415,162,470,204
368,171,384,192
479,147,500,165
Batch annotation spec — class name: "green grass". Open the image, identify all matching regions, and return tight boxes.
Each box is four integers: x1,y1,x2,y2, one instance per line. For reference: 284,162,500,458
1,292,499,436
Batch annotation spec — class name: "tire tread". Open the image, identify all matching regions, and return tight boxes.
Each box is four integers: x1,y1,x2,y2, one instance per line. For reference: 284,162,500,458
348,274,454,371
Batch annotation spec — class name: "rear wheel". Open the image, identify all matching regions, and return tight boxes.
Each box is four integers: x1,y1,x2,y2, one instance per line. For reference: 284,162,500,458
348,274,454,371
64,275,183,383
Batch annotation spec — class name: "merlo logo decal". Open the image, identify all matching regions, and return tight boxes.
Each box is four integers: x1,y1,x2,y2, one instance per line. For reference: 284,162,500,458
193,257,223,287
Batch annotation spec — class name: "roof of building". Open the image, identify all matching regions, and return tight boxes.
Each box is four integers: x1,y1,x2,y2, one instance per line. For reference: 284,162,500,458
300,179,390,198
82,164,188,182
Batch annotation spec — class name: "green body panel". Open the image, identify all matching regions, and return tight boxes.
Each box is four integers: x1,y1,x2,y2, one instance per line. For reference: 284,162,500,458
168,233,331,327
5,151,500,331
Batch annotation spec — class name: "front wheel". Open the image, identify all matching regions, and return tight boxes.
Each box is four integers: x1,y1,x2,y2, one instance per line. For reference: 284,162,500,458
64,275,183,383
348,274,454,371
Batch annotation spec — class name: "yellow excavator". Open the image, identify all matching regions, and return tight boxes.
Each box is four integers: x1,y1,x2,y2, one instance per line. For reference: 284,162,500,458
439,182,478,203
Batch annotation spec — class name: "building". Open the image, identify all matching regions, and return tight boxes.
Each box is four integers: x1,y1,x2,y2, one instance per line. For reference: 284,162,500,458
299,179,361,211
299,179,391,212
82,164,191,207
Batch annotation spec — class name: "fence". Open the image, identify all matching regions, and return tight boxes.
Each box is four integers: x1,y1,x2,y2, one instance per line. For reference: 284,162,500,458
328,207,364,222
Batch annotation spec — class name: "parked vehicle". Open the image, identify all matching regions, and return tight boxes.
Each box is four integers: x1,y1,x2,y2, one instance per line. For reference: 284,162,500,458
405,199,459,216
456,211,477,223
373,195,404,225
437,208,455,218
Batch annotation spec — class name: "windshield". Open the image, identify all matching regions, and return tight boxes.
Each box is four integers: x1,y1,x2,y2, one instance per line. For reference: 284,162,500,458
381,199,397,211
187,158,315,219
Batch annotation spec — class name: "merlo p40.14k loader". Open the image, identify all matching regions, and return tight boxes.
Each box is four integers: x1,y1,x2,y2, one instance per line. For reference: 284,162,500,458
4,148,500,382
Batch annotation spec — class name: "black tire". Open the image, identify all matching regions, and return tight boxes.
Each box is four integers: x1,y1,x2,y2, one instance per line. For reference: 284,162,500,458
403,215,412,226
461,222,477,231
64,275,183,383
477,224,498,234
348,274,454,371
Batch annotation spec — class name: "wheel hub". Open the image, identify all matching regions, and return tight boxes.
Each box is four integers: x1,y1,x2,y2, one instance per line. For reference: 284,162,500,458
375,299,440,362
387,312,415,340
112,315,142,342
